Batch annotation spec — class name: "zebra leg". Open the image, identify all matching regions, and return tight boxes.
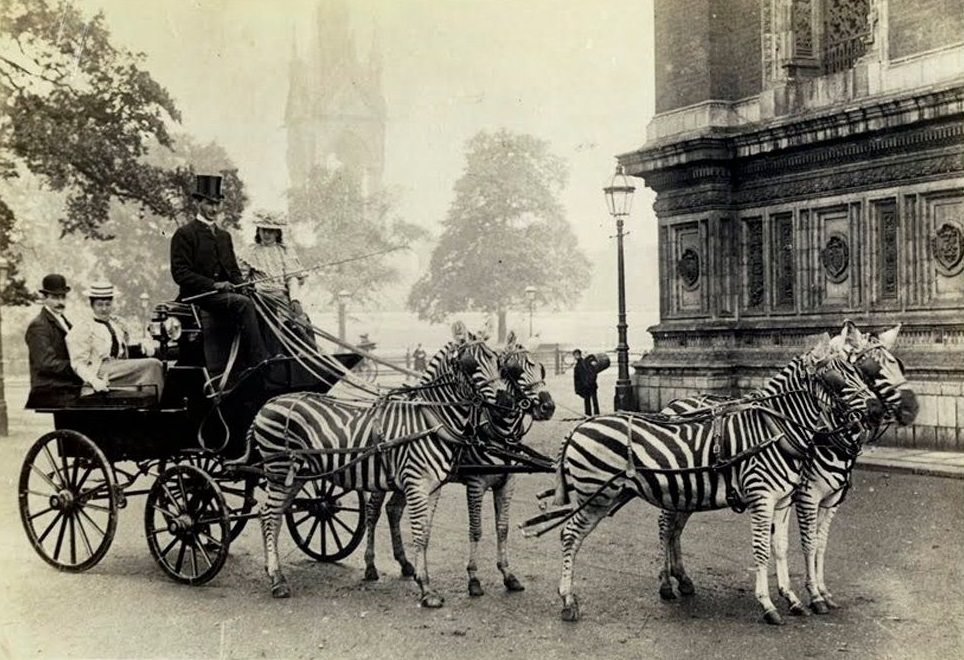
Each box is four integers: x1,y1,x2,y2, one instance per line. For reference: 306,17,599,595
385,490,416,578
405,479,445,608
559,494,616,622
813,505,840,609
749,499,784,625
795,493,828,613
772,502,808,616
658,510,695,598
493,475,524,592
363,491,387,581
260,480,296,598
465,478,486,597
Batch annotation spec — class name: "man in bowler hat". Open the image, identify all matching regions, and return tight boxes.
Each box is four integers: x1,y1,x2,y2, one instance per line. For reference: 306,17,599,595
170,174,268,379
24,273,83,407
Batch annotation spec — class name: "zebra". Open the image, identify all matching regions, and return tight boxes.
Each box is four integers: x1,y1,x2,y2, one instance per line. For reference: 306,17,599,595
248,323,515,607
658,322,918,615
547,331,883,624
363,331,556,597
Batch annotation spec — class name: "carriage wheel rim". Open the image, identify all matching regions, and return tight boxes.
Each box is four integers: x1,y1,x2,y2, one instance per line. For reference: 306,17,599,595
284,478,366,562
18,430,118,573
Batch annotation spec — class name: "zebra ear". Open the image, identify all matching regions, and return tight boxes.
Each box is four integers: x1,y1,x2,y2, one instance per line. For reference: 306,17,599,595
809,332,833,363
505,330,517,347
451,320,468,343
878,323,902,350
835,320,864,352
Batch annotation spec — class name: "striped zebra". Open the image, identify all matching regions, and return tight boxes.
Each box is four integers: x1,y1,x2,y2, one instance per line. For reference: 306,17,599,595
548,331,882,624
363,332,556,597
248,324,514,607
659,323,917,616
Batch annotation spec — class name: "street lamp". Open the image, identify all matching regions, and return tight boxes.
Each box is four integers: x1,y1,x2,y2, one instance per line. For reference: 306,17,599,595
524,286,537,338
604,165,636,411
0,257,8,436
337,290,351,341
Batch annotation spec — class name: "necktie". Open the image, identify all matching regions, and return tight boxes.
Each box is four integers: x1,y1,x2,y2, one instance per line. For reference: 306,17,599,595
95,318,120,358
62,316,72,331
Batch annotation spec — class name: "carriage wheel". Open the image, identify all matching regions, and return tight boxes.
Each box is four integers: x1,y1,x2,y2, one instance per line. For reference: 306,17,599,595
284,478,366,562
175,453,257,542
144,464,230,585
18,430,118,573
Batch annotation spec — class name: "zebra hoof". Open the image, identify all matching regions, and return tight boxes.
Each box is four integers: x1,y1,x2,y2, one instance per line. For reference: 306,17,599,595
364,566,380,582
271,579,291,599
763,609,785,626
503,575,525,592
824,595,840,609
789,602,810,617
659,584,677,600
810,600,830,615
420,593,445,608
401,561,416,579
468,578,485,597
677,576,695,596
561,597,581,622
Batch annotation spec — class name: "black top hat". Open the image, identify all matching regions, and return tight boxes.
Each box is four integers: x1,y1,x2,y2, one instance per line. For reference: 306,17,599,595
40,273,71,295
192,174,224,202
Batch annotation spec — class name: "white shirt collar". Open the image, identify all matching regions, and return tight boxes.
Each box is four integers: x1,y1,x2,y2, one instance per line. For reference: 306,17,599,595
44,307,70,331
196,214,216,228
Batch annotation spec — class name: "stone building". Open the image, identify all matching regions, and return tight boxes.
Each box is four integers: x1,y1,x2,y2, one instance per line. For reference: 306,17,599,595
620,0,964,449
285,0,386,194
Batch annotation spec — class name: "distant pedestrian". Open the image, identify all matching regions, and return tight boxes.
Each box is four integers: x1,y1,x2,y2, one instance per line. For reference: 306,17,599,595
573,349,599,416
413,343,427,371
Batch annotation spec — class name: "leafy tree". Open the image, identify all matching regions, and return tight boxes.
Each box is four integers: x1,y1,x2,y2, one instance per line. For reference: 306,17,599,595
288,165,425,305
408,129,591,341
0,0,184,303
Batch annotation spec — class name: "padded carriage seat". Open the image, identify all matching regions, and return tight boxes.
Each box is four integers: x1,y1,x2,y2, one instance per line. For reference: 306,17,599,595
27,385,160,410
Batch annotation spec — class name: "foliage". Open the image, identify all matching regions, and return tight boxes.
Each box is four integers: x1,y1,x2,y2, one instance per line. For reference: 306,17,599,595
288,165,425,304
407,129,591,338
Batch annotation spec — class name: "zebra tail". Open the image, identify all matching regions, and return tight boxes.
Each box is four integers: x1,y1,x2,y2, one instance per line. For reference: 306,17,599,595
551,432,574,506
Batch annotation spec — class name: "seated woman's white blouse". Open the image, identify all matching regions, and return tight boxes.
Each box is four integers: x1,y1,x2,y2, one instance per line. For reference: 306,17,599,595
240,243,305,302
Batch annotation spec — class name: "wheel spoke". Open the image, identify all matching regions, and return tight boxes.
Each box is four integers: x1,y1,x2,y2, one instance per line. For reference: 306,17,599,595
28,505,57,521
76,506,108,540
325,518,345,552
68,513,78,565
52,511,69,561
40,445,65,489
160,481,186,513
37,510,65,543
331,512,356,536
303,517,322,550
189,543,199,578
291,512,313,527
74,511,96,558
158,535,180,558
174,541,187,573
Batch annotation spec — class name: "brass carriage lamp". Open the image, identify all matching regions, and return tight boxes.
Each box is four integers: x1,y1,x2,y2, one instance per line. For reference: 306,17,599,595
524,285,537,338
603,165,636,412
337,290,351,342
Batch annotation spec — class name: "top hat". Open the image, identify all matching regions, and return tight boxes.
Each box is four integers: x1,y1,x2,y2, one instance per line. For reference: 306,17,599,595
192,174,224,202
39,273,71,295
253,210,288,229
84,281,115,299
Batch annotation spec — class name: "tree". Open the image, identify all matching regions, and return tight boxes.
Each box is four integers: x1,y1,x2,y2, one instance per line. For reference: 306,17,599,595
0,0,185,303
408,129,591,341
288,165,425,305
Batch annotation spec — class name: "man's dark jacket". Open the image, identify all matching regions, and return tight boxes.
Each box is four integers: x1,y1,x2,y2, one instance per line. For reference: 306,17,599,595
573,358,597,398
25,308,82,407
170,219,244,298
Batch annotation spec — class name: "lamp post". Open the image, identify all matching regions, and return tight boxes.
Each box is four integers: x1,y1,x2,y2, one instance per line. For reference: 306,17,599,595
337,290,351,341
524,286,537,338
604,165,636,411
0,257,8,436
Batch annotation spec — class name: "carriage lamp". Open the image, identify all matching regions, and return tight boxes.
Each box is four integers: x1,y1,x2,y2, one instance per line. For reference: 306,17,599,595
604,165,636,411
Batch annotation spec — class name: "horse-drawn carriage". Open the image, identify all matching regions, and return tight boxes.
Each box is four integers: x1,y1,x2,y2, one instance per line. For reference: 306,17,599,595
17,295,557,597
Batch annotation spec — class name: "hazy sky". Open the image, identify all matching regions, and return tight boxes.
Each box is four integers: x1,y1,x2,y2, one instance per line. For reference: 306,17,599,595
76,0,659,311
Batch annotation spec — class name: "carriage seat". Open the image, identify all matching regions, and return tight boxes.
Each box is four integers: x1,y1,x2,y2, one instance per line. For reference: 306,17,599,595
27,384,159,411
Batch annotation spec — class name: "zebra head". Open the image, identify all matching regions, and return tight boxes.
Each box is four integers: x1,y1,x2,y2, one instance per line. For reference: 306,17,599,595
445,321,513,413
806,332,885,436
833,321,918,427
499,331,556,421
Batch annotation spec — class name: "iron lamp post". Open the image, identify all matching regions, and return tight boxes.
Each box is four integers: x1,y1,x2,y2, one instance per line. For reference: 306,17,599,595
337,290,351,341
604,166,636,412
524,286,537,338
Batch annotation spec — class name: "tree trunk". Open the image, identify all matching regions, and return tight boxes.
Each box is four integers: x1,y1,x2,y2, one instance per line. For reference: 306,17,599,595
497,308,507,343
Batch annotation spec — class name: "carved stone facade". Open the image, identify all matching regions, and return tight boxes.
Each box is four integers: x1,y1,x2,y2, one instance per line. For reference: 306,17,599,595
621,0,964,450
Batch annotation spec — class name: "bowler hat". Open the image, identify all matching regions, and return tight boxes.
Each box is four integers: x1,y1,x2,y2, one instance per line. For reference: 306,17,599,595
192,174,224,202
84,281,115,299
39,273,70,295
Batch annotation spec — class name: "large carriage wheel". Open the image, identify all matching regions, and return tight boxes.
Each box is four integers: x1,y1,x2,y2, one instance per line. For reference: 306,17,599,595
18,430,118,573
175,453,257,542
284,477,366,562
144,464,230,585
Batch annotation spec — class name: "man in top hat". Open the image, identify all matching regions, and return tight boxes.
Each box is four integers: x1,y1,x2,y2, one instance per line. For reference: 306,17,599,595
66,281,165,399
170,174,268,375
24,273,83,407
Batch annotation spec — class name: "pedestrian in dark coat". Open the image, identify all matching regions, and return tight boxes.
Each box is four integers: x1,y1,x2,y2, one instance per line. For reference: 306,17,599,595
170,174,268,376
572,348,599,416
24,274,83,407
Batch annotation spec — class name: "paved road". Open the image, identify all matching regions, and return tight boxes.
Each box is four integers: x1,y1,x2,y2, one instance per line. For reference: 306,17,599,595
1,375,963,659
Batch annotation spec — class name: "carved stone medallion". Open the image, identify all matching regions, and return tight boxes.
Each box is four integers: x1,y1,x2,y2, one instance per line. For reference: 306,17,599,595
932,221,964,275
821,233,850,283
677,248,700,289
